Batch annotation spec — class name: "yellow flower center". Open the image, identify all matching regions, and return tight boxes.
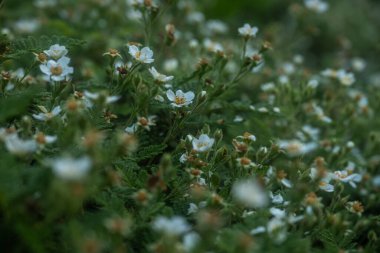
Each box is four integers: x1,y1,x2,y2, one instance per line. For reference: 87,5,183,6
50,65,63,76
138,117,148,126
352,201,364,213
135,51,141,59
175,96,186,105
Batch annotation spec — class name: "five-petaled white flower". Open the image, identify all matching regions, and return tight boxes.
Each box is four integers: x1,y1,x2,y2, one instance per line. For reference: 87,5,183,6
32,106,62,121
238,24,258,38
40,56,73,81
43,44,68,60
128,45,154,64
192,134,215,152
50,156,92,180
148,67,174,83
166,89,195,107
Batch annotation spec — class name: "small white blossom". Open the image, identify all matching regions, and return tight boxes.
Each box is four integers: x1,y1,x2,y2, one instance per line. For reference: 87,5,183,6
192,134,215,152
166,89,195,107
203,39,224,53
83,90,120,107
333,170,362,188
4,134,38,155
238,23,258,38
32,106,62,121
351,57,366,72
337,69,355,86
182,232,200,252
163,58,178,72
278,140,317,156
136,116,156,131
232,179,268,208
304,0,329,13
128,45,154,64
40,57,73,81
152,216,190,236
43,44,68,60
50,156,92,180
148,67,174,83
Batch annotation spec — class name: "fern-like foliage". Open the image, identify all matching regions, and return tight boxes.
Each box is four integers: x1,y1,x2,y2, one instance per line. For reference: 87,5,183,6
4,35,85,60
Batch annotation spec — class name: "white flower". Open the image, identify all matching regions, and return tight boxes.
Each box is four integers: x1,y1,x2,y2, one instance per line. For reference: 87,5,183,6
43,44,68,60
351,58,366,72
136,116,156,131
333,170,362,188
192,134,215,152
163,58,178,72
40,57,73,81
152,216,190,236
166,89,195,107
50,156,92,180
337,69,355,86
238,23,258,38
250,226,266,235
307,79,319,88
318,179,335,192
203,39,224,53
128,45,154,64
179,153,188,163
4,134,37,155
267,217,287,243
205,20,228,34
148,67,174,83
233,115,244,122
269,192,284,204
232,179,268,208
154,95,165,102
304,0,329,13
83,90,120,107
14,19,40,33
32,106,62,121
182,232,200,252
278,140,317,156
125,124,138,134
236,157,256,169
35,132,57,145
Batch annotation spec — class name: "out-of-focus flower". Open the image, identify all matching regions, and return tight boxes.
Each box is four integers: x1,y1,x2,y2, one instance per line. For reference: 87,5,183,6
238,23,258,38
203,39,224,53
50,156,92,180
148,67,174,83
32,106,62,121
278,139,317,156
192,134,215,152
232,179,268,208
346,201,364,216
304,0,329,13
152,216,190,236
4,134,37,155
337,69,355,86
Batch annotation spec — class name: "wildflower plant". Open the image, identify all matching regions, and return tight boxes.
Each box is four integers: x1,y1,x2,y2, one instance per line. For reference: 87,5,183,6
0,0,380,253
